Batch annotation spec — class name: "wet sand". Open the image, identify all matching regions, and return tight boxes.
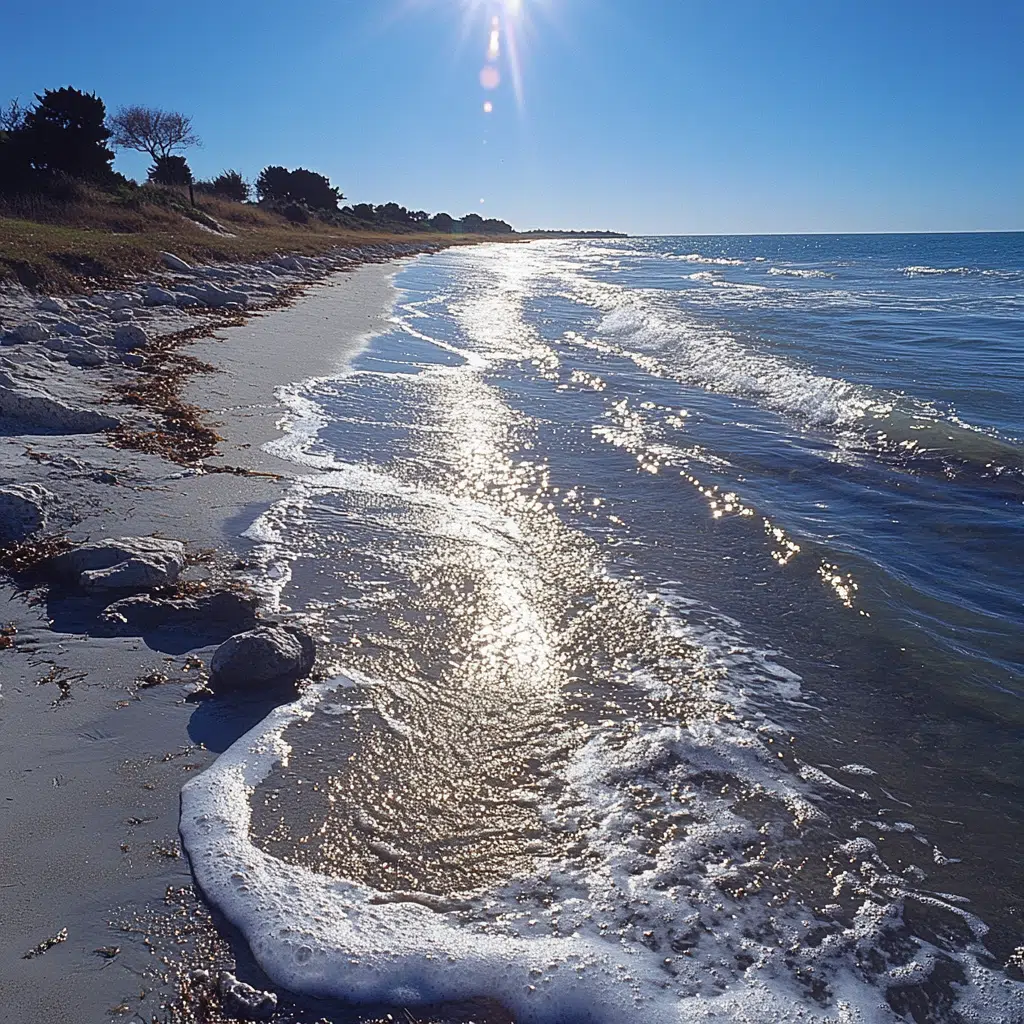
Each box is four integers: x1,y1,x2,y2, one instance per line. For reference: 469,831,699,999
0,257,410,1022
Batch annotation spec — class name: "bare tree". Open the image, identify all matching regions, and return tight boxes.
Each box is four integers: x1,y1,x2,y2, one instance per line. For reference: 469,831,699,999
108,105,200,160
0,99,26,131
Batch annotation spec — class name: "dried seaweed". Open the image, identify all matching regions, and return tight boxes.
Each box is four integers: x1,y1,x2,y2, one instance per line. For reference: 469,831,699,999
0,533,72,577
22,927,68,959
35,664,86,707
106,321,236,466
0,622,15,650
105,277,323,469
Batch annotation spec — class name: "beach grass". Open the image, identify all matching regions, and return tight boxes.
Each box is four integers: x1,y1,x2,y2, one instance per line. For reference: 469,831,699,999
0,187,472,292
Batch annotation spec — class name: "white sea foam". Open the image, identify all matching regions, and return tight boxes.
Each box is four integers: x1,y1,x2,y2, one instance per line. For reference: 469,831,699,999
901,265,972,276
667,253,745,266
198,246,1023,1022
181,670,1021,1023
593,300,884,427
767,266,834,279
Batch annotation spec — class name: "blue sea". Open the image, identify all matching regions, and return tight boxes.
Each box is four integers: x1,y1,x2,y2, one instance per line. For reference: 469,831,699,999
186,234,1024,1023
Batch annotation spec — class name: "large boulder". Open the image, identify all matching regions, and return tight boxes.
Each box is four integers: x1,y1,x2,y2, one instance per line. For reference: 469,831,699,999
112,324,148,350
53,537,185,591
0,374,119,433
38,297,68,314
209,624,315,693
0,484,55,544
144,285,177,306
13,321,50,343
101,589,259,634
160,251,193,273
44,337,107,367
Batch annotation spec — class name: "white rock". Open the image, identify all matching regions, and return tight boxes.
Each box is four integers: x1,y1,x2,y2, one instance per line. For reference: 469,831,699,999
113,324,148,350
160,251,193,273
55,536,185,591
0,483,55,544
0,374,119,432
43,338,108,367
144,285,177,306
80,556,179,592
210,625,315,691
49,320,85,337
202,285,250,309
9,322,49,344
66,342,108,368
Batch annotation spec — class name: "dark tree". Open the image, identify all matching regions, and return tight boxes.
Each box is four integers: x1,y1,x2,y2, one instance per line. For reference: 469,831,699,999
0,99,25,132
255,165,293,202
461,213,485,233
148,154,192,186
210,168,249,202
20,87,114,179
350,203,376,221
482,217,513,234
109,106,200,161
429,212,455,233
377,202,412,225
287,168,343,211
256,165,343,211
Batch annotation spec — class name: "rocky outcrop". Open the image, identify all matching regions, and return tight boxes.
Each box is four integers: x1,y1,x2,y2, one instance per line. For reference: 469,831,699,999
53,537,185,591
209,624,315,693
101,589,259,633
0,373,120,433
0,483,55,544
43,337,108,367
5,322,49,344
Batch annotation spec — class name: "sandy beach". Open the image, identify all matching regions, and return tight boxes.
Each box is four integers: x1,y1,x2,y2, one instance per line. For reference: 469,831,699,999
0,249,425,1023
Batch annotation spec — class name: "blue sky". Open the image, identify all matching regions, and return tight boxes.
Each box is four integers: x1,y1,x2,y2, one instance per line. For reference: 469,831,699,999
2,0,1021,234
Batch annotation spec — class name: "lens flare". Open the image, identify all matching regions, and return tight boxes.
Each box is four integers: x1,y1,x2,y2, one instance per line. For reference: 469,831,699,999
483,100,494,113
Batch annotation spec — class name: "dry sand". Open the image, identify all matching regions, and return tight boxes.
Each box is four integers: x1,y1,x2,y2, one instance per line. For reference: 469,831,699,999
0,256,414,1022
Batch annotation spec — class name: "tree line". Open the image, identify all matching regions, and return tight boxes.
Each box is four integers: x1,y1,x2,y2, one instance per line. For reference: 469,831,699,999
0,86,514,234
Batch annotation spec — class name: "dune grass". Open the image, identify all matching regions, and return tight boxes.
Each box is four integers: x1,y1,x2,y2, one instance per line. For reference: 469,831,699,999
0,186,470,292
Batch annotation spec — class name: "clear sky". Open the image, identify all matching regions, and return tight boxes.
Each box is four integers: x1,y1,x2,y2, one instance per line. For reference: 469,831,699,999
2,0,1021,234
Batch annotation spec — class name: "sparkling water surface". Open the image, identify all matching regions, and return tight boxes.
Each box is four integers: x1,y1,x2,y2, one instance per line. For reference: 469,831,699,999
230,235,1023,1022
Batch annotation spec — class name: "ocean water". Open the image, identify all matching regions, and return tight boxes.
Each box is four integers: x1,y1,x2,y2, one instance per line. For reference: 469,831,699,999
182,235,1024,1023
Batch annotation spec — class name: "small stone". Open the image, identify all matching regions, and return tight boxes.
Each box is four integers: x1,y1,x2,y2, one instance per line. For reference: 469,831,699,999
111,308,134,322
217,972,277,1021
38,297,68,314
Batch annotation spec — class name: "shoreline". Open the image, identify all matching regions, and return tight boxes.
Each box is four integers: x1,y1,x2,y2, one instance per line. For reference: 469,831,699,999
0,246,432,1022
